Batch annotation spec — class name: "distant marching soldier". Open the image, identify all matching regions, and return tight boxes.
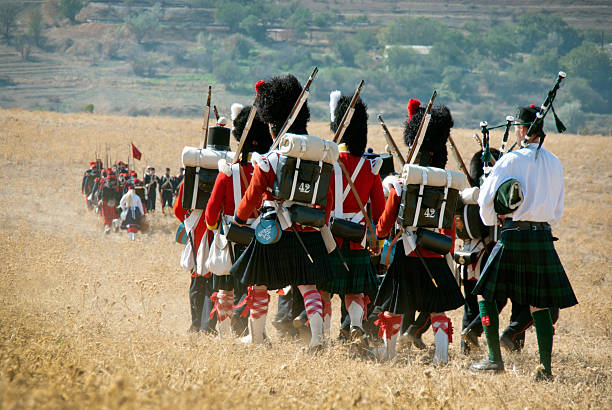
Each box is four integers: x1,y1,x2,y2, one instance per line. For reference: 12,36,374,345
319,92,385,346
470,105,578,380
82,160,100,210
204,102,273,338
159,168,174,214
144,166,159,212
374,100,465,363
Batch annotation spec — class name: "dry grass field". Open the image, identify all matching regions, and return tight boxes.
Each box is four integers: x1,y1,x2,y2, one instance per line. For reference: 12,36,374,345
0,108,610,409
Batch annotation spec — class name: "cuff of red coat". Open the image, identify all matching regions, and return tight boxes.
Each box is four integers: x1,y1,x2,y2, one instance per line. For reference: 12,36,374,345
234,215,247,225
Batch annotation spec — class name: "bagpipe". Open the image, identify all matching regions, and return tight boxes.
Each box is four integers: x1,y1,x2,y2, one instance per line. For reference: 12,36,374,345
523,71,567,158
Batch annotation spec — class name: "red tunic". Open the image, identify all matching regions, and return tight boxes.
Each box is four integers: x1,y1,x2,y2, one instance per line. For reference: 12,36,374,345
235,152,334,232
335,151,386,249
376,186,455,258
204,162,259,230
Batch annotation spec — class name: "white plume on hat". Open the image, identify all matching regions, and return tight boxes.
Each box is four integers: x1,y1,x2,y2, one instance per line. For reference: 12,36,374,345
329,90,341,123
230,103,244,121
217,116,227,127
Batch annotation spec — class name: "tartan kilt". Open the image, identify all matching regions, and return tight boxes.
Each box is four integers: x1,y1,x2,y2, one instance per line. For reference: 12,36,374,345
473,229,578,309
230,230,334,290
318,241,380,295
374,241,464,314
212,244,247,292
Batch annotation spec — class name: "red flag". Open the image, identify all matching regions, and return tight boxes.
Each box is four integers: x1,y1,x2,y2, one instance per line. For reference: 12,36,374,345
131,143,142,161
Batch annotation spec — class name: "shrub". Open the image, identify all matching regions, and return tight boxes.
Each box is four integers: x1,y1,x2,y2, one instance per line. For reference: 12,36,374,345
83,104,94,113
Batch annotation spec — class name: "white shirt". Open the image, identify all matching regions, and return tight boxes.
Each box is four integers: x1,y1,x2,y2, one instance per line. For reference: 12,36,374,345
120,192,145,216
478,143,564,226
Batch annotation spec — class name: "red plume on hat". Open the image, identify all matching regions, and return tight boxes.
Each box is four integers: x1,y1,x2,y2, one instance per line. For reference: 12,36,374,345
408,99,421,121
255,80,265,94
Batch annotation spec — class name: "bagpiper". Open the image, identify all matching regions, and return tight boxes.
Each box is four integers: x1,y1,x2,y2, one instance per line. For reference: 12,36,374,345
470,104,578,380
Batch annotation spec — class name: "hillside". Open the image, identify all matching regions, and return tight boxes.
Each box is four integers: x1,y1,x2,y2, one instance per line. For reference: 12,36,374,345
0,1,610,134
0,108,610,408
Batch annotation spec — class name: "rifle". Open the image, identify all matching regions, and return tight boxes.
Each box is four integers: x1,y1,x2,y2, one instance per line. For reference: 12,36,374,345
213,105,220,121
232,100,258,165
480,121,492,178
377,114,405,167
448,135,475,187
332,80,365,144
524,71,567,159
269,67,319,151
200,86,212,148
406,91,437,164
329,80,378,253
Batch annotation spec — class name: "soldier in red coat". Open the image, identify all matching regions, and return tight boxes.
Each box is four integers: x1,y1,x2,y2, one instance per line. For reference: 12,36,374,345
204,103,272,338
373,100,464,363
318,92,385,346
230,75,334,348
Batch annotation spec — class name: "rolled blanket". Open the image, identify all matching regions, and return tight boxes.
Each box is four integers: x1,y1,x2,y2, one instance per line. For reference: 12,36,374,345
401,164,468,190
182,146,235,169
278,133,339,164
460,186,480,204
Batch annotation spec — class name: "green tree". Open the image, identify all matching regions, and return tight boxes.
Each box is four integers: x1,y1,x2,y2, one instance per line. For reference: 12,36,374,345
378,17,447,45
285,7,312,39
561,41,611,93
353,29,379,51
215,2,246,32
125,3,161,44
60,0,85,24
0,1,19,39
27,8,44,47
313,11,336,29
515,13,581,54
239,15,266,42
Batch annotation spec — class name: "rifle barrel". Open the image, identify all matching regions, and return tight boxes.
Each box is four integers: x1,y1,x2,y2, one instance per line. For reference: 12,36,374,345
377,114,405,167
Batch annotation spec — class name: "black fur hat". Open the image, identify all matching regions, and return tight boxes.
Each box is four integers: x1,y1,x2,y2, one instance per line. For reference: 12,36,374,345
231,104,273,160
330,93,368,157
254,74,310,137
518,105,546,139
403,101,453,168
469,148,501,183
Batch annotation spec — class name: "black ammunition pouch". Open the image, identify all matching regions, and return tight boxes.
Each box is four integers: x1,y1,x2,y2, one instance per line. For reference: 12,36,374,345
453,250,480,266
398,184,459,229
455,201,488,240
226,222,255,245
289,205,326,228
416,228,452,255
330,217,366,243
182,166,219,210
272,156,333,207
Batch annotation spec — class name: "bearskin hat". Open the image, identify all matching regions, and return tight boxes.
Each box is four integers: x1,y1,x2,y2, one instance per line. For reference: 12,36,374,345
232,104,273,160
403,100,453,168
255,74,310,136
469,148,501,183
330,94,368,157
518,104,546,139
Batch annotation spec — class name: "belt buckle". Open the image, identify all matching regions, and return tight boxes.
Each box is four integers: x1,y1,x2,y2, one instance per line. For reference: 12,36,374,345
531,224,538,231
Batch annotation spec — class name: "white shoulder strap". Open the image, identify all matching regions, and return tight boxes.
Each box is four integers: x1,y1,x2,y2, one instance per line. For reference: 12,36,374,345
333,162,343,219
231,163,241,212
342,157,366,201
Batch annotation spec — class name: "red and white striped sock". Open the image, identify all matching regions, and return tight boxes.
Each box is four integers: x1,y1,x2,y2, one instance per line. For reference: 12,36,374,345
345,293,366,329
322,296,332,338
303,289,324,347
374,312,402,359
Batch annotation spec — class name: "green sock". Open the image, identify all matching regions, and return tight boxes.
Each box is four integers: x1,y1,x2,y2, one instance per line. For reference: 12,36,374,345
478,300,502,363
532,309,554,374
